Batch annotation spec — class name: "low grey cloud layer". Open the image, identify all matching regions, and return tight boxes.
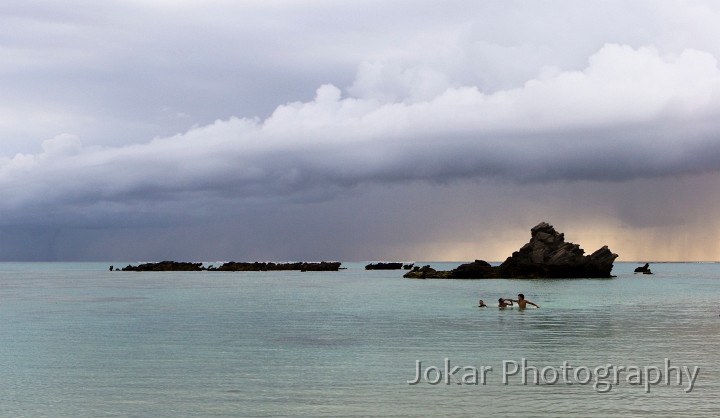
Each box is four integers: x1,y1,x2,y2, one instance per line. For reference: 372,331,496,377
2,1,720,260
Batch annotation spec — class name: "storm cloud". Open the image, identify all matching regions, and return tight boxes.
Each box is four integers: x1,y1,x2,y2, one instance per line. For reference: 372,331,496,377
2,1,720,260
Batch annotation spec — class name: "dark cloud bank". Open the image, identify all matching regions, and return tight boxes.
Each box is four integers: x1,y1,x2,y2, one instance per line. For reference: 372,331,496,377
2,2,720,261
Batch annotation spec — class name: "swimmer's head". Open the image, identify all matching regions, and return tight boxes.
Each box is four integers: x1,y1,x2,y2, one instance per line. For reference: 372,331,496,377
518,293,525,300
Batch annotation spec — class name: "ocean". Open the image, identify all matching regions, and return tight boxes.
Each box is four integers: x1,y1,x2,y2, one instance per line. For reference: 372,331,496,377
1,262,719,417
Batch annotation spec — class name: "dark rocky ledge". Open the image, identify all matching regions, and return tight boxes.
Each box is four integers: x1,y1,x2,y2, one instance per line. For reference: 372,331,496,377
121,261,342,272
211,261,342,272
404,222,618,279
402,265,450,279
365,262,404,270
121,261,205,272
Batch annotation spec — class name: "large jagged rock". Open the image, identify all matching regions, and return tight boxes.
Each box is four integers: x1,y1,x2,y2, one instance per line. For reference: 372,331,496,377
410,222,618,279
496,222,618,278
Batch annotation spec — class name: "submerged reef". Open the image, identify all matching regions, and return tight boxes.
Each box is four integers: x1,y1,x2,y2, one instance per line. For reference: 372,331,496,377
404,222,618,279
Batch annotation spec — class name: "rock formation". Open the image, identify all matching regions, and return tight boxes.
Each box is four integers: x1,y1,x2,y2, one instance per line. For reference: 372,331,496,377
495,222,618,278
365,262,404,270
122,261,205,271
403,265,450,279
634,263,653,274
446,260,498,278
122,261,342,272
214,261,342,272
404,222,618,279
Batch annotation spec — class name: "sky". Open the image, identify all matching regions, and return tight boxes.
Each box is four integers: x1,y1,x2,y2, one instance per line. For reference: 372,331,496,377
2,0,720,261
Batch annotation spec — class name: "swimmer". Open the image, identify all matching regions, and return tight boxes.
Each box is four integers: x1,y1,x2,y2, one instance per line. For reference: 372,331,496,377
498,298,513,308
478,299,487,307
510,293,539,309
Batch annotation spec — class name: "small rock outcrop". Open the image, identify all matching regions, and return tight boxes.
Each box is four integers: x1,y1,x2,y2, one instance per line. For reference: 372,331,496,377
122,261,205,271
121,261,342,272
447,260,498,278
634,263,653,274
365,262,404,270
214,261,342,272
403,265,450,279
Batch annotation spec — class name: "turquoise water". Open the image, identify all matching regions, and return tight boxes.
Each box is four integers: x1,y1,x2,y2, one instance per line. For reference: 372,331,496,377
1,262,720,417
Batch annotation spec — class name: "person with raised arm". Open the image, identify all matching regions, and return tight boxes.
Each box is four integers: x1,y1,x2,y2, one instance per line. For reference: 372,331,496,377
510,293,539,309
498,298,513,308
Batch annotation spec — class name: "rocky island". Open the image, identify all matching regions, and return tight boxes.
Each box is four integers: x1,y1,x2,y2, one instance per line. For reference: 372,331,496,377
121,261,343,272
404,222,618,279
365,262,404,270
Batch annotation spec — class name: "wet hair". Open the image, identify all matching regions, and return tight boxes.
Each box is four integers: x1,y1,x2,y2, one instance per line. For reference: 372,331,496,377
518,293,525,299
498,298,504,302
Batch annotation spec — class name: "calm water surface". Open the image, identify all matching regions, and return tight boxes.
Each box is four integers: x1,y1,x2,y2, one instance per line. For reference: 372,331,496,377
1,262,719,417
